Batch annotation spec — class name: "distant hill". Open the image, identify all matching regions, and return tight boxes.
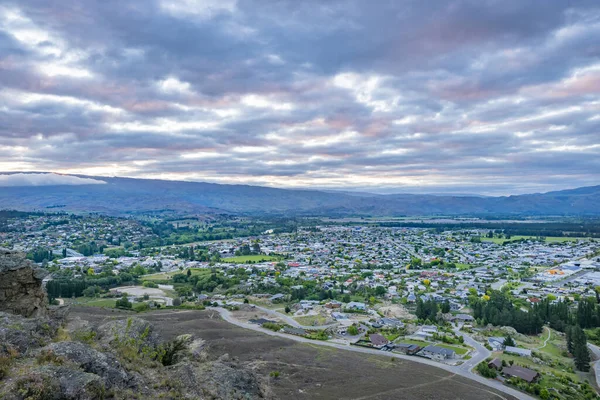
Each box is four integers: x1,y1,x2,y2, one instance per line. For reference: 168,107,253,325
0,173,598,216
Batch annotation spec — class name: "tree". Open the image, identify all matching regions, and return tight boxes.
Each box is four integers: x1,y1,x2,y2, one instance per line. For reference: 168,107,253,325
504,335,516,347
62,248,67,258
186,269,192,278
115,295,132,309
375,286,386,296
573,325,591,371
347,325,359,335
284,306,291,314
172,298,182,307
441,300,451,313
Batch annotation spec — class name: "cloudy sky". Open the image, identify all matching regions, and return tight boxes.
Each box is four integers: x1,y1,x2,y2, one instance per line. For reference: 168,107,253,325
1,0,599,195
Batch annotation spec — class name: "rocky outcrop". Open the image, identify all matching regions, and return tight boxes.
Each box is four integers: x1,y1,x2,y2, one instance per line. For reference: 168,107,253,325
41,342,136,389
0,248,48,318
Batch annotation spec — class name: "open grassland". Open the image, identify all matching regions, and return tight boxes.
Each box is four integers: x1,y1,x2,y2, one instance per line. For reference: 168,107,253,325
66,297,117,308
70,307,517,400
222,254,280,263
142,268,212,281
293,314,329,326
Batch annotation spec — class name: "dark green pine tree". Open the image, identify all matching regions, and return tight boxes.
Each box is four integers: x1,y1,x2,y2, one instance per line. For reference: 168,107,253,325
573,325,591,372
565,325,574,355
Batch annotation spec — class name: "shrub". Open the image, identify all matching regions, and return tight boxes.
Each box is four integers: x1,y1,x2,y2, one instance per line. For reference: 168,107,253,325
269,371,280,378
142,281,158,288
158,338,187,366
475,362,497,378
262,322,282,332
115,295,132,309
172,298,182,307
36,349,64,365
134,303,150,312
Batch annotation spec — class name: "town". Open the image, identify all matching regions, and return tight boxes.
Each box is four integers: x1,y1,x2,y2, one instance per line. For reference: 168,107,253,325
2,211,600,400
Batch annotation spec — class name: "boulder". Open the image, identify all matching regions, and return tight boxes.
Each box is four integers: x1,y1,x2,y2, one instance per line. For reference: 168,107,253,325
170,360,271,400
0,248,48,318
2,366,105,400
0,311,60,355
97,317,160,348
42,341,135,389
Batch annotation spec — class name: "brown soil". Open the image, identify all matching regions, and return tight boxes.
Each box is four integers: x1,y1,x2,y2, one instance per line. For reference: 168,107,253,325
70,307,515,400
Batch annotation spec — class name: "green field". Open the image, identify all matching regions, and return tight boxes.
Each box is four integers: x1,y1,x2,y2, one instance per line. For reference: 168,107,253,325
394,338,432,346
482,235,587,245
294,315,329,326
67,297,117,308
435,343,469,355
142,268,212,281
222,255,280,263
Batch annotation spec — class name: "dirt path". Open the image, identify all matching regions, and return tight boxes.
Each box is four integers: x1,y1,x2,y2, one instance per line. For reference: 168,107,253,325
535,327,551,350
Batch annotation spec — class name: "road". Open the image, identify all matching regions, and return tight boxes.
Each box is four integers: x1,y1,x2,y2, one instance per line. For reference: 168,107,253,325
210,307,534,400
588,342,600,389
452,323,491,373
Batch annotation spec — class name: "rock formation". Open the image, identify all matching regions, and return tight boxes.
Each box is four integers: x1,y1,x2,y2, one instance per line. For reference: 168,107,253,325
0,248,48,317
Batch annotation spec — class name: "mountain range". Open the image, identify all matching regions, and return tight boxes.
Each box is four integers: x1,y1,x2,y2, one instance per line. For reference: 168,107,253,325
0,173,598,217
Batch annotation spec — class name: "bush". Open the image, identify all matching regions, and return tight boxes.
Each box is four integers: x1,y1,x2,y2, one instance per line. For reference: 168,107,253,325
262,322,283,332
142,281,158,288
172,298,182,307
475,362,497,378
158,338,187,366
269,371,280,378
134,303,150,312
115,295,132,309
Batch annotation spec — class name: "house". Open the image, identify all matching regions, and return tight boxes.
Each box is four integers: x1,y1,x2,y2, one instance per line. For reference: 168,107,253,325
331,312,347,320
501,366,540,383
346,301,366,311
488,337,506,351
269,293,285,302
325,301,342,309
395,343,421,355
488,358,503,370
504,346,532,357
369,333,389,349
420,345,455,360
377,318,404,329
453,314,474,322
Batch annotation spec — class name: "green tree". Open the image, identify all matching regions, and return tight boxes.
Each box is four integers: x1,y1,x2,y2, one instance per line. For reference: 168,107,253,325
573,325,591,371
284,306,291,314
504,335,516,347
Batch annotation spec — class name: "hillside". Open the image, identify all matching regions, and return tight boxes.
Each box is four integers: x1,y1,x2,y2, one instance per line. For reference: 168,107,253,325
0,174,598,216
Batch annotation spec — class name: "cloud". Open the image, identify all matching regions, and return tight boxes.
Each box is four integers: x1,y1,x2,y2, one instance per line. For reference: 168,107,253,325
0,173,106,186
0,0,598,195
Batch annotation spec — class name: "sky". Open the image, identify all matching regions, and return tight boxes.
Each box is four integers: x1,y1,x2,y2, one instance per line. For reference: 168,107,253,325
0,0,599,195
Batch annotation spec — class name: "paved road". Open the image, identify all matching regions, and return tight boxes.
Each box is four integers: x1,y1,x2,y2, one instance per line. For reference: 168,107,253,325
210,307,534,400
452,324,491,373
588,342,600,389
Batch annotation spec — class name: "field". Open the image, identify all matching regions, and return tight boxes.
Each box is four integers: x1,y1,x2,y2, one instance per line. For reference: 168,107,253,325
222,254,280,263
66,297,117,308
482,235,588,245
70,307,516,400
435,343,469,355
293,314,329,326
142,268,212,281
